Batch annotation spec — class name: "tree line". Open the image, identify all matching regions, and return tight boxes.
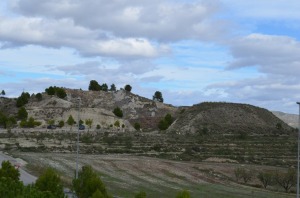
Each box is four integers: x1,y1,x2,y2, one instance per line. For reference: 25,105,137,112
234,167,297,193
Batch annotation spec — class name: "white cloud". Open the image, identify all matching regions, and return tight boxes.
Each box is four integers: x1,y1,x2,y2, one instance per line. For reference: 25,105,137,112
227,34,300,76
0,16,168,58
10,0,224,42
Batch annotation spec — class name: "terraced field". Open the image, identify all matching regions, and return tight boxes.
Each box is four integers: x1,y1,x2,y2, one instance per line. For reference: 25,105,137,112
12,153,294,198
1,130,297,197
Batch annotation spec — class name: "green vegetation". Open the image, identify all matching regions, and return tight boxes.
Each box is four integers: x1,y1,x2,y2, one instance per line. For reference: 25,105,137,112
153,91,163,102
58,120,65,128
0,161,62,197
114,120,120,127
67,115,75,130
85,119,93,131
89,80,102,91
45,86,67,99
16,92,30,107
20,117,41,128
1,90,5,96
113,107,123,118
110,84,116,91
73,165,112,198
35,92,43,101
134,122,141,131
0,111,16,129
124,84,132,92
35,168,65,197
135,191,147,198
158,113,174,130
17,107,28,120
176,190,190,198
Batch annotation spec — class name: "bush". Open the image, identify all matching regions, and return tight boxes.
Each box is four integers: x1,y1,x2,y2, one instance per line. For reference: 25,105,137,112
134,122,141,131
114,120,120,127
124,84,132,92
113,107,123,118
158,114,174,130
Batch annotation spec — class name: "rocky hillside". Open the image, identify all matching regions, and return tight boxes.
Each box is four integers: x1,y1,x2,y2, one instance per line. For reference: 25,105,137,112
1,89,177,131
168,102,294,135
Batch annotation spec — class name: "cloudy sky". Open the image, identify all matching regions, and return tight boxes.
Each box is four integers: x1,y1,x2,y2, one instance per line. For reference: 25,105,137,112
0,0,300,113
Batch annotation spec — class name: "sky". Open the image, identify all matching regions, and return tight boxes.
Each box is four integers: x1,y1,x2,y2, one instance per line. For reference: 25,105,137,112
0,0,300,113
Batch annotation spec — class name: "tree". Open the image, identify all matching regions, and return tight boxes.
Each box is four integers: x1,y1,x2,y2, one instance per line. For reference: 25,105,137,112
85,119,93,131
101,83,108,92
67,115,75,130
89,80,102,91
124,84,132,92
0,161,58,197
0,161,20,181
72,165,110,198
176,190,190,198
35,93,43,101
35,168,64,198
109,84,116,92
17,107,28,120
257,171,274,189
56,88,67,99
113,107,123,118
45,86,56,95
153,91,163,102
1,90,5,96
16,92,30,107
274,168,296,193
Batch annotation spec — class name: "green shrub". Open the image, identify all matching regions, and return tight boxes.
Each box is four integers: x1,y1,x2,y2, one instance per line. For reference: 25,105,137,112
113,107,123,118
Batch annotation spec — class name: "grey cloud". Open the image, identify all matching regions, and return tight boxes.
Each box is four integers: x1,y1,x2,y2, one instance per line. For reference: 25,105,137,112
208,75,300,113
227,34,300,76
11,0,224,42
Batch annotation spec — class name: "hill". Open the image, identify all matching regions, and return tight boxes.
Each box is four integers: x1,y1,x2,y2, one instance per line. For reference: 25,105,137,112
272,111,298,128
168,102,294,135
